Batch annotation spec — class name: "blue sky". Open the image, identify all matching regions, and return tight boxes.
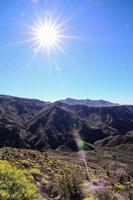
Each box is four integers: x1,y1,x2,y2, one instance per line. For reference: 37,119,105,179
0,0,133,104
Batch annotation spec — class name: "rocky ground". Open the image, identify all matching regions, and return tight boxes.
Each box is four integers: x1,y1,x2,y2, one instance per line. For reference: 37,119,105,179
0,147,132,200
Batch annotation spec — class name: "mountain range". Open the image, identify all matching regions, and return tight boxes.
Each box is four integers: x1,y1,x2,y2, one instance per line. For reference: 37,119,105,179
0,94,133,151
60,97,119,106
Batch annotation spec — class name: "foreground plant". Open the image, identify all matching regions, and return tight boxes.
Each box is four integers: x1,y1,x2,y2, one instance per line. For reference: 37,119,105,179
0,160,40,200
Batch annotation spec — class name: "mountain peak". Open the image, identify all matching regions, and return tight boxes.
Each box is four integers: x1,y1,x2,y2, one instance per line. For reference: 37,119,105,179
59,98,119,107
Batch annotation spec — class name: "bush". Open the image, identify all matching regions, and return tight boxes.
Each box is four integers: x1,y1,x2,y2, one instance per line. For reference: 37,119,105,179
46,169,83,200
0,160,40,200
114,184,125,192
59,170,83,200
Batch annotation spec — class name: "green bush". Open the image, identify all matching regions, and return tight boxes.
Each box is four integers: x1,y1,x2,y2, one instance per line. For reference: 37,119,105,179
0,160,40,200
59,170,83,200
46,169,83,200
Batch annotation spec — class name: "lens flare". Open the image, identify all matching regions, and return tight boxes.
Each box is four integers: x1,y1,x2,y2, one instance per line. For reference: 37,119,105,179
25,14,73,56
29,20,61,54
35,24,58,48
72,127,90,180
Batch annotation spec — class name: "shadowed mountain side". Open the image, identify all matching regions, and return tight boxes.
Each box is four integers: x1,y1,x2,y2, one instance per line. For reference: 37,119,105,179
71,105,133,134
0,94,49,126
0,122,31,148
0,95,49,149
95,131,133,151
0,95,133,151
27,102,105,150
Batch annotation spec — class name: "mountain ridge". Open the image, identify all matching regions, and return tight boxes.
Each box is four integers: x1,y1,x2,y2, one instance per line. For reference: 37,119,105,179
59,97,119,107
0,94,133,151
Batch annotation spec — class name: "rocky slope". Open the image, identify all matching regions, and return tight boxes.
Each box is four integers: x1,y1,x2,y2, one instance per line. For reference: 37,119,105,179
0,95,133,150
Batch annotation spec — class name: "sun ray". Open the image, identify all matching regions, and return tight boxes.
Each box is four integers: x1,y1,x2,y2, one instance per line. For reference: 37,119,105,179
25,15,74,55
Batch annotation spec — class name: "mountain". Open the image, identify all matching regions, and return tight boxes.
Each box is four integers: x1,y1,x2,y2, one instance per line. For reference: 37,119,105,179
0,95,133,151
0,94,50,126
27,102,105,150
0,95,49,148
59,98,119,107
95,131,133,151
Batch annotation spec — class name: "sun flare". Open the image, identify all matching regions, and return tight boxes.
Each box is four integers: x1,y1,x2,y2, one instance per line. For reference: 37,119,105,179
27,16,70,55
33,22,60,50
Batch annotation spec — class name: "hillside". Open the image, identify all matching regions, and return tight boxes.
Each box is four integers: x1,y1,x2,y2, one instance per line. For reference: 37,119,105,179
0,95,133,200
0,95,133,150
0,147,132,200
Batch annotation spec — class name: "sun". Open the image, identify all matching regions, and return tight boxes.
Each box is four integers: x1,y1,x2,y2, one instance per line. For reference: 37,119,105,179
26,16,70,55
32,21,60,51
36,25,58,47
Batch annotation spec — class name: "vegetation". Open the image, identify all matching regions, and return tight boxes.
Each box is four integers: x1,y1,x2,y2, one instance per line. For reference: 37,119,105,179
0,147,132,200
0,160,40,200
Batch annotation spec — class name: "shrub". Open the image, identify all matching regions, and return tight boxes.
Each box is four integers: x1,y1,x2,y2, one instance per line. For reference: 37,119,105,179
114,184,125,192
83,196,95,200
46,169,83,200
59,170,83,200
41,177,48,186
0,160,40,200
21,160,30,168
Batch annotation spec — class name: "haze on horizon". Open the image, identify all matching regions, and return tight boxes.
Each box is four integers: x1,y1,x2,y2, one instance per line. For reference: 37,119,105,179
0,0,133,105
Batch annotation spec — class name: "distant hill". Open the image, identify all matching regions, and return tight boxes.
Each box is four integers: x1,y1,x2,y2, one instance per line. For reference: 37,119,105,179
0,94,50,125
59,98,119,107
0,94,133,151
95,131,133,151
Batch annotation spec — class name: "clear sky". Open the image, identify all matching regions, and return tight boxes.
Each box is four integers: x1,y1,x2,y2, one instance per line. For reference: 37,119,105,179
0,0,133,104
